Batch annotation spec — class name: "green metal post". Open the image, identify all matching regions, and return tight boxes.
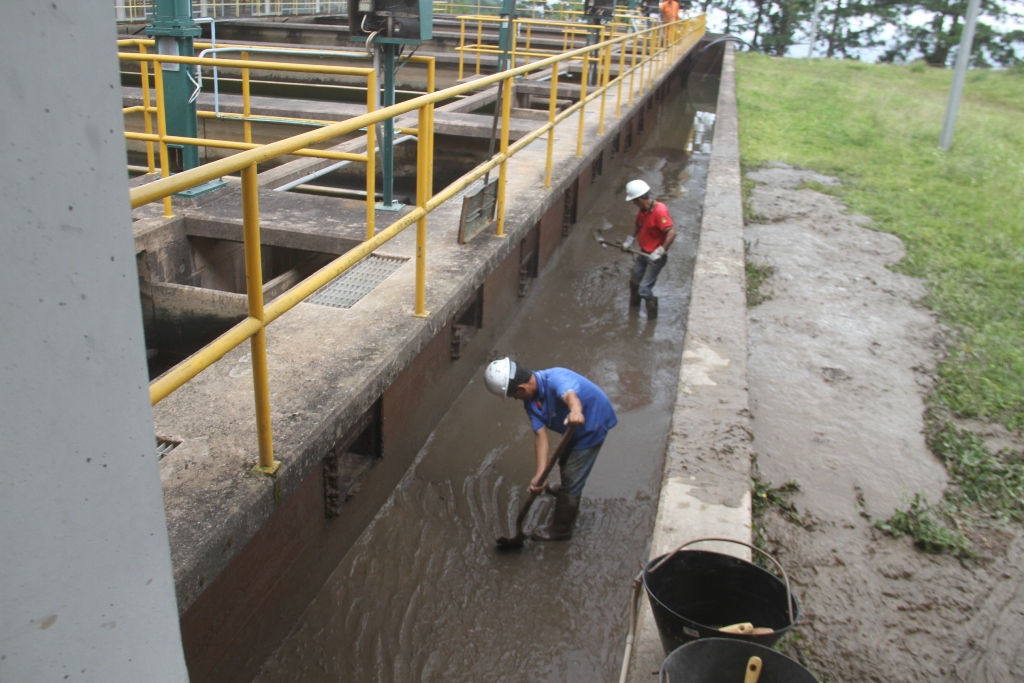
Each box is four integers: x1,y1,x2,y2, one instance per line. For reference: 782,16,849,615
496,0,516,72
484,0,515,186
146,0,201,171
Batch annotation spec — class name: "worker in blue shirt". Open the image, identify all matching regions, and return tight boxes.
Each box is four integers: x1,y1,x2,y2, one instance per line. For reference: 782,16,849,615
485,358,618,541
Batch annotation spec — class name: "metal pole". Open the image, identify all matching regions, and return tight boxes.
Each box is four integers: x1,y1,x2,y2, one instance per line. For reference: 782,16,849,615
365,70,377,238
808,0,821,58
544,67,559,188
485,0,516,186
379,42,401,209
414,103,430,317
939,0,982,150
495,77,513,237
241,163,279,475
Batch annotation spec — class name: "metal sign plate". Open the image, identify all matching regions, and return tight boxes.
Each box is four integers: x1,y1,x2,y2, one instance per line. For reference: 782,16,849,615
457,177,499,245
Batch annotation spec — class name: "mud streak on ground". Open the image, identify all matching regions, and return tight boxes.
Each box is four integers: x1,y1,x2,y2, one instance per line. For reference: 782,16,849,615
745,163,1024,682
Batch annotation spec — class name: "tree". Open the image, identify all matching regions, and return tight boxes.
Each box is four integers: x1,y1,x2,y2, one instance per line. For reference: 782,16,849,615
701,0,1023,65
881,0,1024,66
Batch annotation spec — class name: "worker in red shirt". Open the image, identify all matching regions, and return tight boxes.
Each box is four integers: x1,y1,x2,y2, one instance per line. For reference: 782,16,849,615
660,0,680,22
622,179,675,318
660,0,680,41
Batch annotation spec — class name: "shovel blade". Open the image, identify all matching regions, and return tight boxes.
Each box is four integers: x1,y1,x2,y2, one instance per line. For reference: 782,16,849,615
496,533,527,550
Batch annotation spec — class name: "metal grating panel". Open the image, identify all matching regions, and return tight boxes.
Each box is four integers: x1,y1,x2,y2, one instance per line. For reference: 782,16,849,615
306,254,407,309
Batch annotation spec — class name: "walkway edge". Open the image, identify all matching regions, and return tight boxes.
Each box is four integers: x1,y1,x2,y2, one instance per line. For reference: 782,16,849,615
626,42,753,682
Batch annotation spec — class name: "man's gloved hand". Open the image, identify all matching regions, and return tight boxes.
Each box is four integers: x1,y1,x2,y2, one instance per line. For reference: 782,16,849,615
650,246,666,261
621,236,635,251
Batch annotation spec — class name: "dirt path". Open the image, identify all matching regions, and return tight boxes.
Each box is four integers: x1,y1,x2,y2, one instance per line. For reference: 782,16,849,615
744,163,1024,683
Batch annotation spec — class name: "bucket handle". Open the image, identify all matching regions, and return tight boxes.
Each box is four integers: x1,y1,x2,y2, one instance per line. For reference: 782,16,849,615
648,537,794,626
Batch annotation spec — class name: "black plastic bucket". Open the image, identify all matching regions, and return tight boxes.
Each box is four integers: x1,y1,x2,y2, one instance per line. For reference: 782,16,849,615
643,538,798,654
660,638,818,683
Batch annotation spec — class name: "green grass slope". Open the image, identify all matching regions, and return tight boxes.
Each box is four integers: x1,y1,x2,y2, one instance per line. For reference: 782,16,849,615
735,53,1024,432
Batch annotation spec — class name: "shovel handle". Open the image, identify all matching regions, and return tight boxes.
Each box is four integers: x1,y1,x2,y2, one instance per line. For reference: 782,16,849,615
744,656,762,683
536,425,577,486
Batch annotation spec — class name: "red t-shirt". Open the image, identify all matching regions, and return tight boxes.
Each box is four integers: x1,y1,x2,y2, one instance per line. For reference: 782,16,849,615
660,0,679,23
635,201,674,253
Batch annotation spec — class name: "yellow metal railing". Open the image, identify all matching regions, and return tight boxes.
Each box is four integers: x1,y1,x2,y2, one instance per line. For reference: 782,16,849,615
127,15,704,475
120,40,436,236
456,13,671,80
433,0,586,20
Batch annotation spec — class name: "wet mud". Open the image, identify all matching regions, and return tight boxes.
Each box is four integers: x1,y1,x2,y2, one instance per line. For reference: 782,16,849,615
254,86,718,682
745,163,1024,682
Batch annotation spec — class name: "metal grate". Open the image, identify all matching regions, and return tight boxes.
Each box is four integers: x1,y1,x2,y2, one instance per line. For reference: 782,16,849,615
156,436,181,460
306,254,407,309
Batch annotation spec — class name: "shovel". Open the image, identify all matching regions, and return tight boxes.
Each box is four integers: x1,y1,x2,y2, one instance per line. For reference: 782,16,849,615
496,425,577,550
594,231,644,256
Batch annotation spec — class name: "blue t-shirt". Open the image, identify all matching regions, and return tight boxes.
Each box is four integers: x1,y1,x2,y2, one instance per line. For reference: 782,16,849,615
523,368,618,450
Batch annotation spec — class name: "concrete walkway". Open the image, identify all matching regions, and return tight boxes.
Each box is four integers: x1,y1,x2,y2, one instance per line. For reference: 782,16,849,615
626,42,753,682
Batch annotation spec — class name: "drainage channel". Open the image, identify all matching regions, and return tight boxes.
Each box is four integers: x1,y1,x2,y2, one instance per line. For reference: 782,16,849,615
254,77,719,683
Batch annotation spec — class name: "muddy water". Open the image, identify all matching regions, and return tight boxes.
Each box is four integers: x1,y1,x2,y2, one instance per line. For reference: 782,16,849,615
255,82,718,683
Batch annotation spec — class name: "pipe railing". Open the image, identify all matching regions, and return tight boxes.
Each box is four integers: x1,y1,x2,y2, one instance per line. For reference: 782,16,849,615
129,15,704,474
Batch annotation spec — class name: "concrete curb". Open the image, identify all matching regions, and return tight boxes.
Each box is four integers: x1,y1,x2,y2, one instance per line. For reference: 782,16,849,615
626,41,753,682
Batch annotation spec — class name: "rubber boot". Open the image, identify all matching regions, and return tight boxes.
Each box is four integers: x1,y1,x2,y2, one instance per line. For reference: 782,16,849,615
629,282,642,308
531,492,581,541
645,295,659,318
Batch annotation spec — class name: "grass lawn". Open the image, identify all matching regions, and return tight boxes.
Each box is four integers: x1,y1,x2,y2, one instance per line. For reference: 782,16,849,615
734,53,1024,433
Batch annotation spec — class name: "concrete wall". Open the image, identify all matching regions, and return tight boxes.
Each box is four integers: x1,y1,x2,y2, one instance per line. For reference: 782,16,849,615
0,3,189,682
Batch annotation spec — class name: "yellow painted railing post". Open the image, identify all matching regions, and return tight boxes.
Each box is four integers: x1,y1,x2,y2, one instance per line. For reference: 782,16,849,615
544,65,559,188
242,51,252,144
615,31,626,118
414,103,429,317
139,43,156,173
427,59,435,203
241,163,280,476
152,62,173,217
598,38,610,135
495,76,512,237
660,30,667,75
476,20,483,76
576,50,588,157
365,70,377,240
629,33,638,106
638,32,647,96
458,18,466,80
648,31,656,88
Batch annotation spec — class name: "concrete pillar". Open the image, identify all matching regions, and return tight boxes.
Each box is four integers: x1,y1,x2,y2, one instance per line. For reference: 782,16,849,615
0,3,189,682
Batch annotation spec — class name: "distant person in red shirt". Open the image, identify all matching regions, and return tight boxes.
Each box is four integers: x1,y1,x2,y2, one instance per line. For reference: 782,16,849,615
660,0,679,23
660,0,680,41
622,179,675,318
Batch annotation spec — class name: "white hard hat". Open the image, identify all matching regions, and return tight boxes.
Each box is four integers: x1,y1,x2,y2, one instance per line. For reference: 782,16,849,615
624,179,651,202
484,357,515,398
